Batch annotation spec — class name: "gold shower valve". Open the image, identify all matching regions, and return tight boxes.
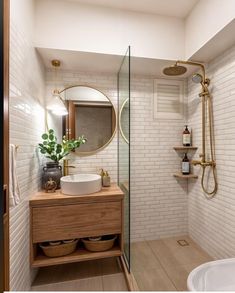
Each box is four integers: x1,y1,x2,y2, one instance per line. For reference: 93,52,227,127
191,160,202,166
201,161,216,167
192,160,216,167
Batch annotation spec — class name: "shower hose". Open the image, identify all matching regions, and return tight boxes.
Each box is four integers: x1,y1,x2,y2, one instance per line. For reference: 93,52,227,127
201,92,218,198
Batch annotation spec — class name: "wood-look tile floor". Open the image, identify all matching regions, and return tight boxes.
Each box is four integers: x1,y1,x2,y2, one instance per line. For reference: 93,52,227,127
31,257,128,291
131,235,213,291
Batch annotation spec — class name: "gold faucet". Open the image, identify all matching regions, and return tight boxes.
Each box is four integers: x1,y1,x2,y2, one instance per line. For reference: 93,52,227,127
63,159,76,176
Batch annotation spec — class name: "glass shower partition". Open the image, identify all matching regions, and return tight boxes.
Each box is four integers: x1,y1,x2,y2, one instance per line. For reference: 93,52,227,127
118,47,131,271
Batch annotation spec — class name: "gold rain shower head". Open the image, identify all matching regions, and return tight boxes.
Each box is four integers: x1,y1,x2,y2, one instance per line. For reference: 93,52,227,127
163,64,187,76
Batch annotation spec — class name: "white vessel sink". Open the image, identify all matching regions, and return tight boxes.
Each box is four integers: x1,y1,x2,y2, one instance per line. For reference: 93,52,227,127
60,174,102,196
187,258,235,291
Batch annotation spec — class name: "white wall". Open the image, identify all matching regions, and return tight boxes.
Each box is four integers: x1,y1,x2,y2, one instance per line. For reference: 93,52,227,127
188,44,235,259
35,0,185,61
185,0,235,59
9,0,46,290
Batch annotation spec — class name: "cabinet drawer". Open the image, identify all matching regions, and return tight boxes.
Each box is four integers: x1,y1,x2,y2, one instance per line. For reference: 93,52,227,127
32,201,122,243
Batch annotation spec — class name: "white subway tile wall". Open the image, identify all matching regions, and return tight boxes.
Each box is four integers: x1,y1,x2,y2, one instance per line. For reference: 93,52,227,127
130,76,188,242
188,44,235,259
45,70,118,182
9,21,46,290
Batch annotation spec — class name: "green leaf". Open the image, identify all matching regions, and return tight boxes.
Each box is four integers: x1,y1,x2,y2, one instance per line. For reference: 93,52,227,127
40,149,46,154
51,155,57,161
42,133,48,140
48,129,54,134
58,154,63,161
49,134,54,141
43,141,48,145
56,148,62,154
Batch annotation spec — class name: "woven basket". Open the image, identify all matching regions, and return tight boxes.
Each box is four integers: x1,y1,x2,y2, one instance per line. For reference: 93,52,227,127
40,239,78,257
82,235,117,252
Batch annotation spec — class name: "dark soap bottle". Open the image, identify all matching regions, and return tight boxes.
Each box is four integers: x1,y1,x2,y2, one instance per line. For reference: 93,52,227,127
182,153,190,175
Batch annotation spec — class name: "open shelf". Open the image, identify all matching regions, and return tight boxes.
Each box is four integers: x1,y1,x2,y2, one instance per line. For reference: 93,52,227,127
173,146,198,179
32,245,122,268
173,172,198,179
173,146,198,151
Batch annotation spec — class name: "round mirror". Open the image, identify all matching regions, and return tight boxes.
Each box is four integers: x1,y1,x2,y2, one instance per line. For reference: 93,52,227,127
119,98,129,144
60,85,116,155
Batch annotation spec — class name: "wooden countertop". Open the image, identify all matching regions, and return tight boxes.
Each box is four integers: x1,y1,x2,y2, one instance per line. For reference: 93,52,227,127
29,183,124,207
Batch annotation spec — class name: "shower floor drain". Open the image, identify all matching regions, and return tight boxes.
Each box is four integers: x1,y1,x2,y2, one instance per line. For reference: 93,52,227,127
177,239,189,246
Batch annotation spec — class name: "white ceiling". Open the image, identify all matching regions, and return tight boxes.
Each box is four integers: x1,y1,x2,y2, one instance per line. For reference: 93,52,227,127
64,0,199,18
37,47,197,78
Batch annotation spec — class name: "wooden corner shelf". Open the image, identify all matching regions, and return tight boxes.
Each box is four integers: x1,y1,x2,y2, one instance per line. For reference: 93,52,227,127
173,146,198,151
32,245,122,268
173,173,198,179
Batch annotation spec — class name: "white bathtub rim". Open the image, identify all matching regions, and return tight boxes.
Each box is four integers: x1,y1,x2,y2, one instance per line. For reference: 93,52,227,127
187,257,235,291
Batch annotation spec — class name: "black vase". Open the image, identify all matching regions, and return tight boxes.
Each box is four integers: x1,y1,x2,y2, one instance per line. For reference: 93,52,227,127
42,162,62,190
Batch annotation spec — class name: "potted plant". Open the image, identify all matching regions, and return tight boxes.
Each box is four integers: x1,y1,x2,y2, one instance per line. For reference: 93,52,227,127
38,129,86,189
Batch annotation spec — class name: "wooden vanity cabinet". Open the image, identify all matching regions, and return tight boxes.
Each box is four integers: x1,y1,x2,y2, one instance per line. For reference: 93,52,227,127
29,184,124,268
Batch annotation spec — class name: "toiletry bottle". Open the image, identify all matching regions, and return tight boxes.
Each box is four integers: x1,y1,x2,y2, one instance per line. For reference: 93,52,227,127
182,153,190,175
100,168,105,183
102,171,111,187
183,125,191,146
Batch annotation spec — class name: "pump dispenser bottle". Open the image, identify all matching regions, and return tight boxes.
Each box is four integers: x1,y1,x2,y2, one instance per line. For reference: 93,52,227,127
183,125,191,146
182,153,190,175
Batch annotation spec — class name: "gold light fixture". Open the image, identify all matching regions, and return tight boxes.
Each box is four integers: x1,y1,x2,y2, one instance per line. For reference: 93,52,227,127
47,60,68,116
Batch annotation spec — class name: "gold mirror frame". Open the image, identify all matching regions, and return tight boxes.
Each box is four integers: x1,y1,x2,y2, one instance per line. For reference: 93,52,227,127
119,98,129,144
58,84,117,157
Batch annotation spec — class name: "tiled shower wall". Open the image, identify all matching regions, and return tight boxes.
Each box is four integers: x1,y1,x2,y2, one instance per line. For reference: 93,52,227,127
9,1,46,290
45,70,118,182
188,44,235,259
130,77,188,241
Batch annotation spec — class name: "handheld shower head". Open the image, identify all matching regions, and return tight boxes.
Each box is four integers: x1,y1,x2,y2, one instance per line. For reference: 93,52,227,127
192,73,203,84
163,64,187,76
